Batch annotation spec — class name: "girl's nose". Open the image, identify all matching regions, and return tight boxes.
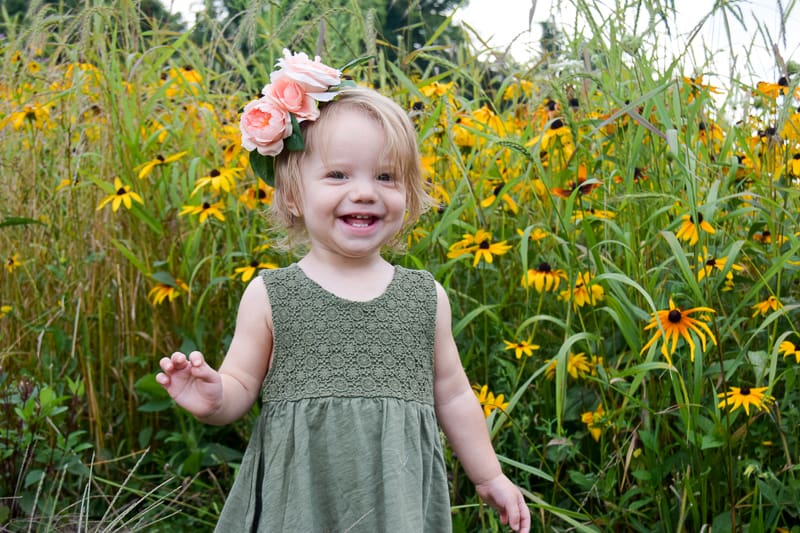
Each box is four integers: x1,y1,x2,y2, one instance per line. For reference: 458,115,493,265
348,177,377,202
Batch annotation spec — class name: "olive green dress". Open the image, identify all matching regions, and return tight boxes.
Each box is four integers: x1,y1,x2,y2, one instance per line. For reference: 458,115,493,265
215,264,452,532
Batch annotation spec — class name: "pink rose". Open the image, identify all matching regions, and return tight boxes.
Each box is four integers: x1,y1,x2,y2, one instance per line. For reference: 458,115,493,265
271,48,341,102
263,77,319,122
239,96,293,156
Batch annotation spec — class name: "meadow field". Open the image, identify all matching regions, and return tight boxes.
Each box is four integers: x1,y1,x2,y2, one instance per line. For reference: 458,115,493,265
1,0,799,530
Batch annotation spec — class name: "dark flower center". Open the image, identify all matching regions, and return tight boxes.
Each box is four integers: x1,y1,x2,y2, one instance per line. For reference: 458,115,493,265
156,155,165,163
478,240,491,250
116,187,127,195
257,189,267,199
705,258,717,266
493,184,504,196
546,99,557,111
667,309,682,323
568,97,579,108
249,260,259,267
210,169,221,177
740,386,751,395
538,262,552,273
550,119,564,130
202,202,211,209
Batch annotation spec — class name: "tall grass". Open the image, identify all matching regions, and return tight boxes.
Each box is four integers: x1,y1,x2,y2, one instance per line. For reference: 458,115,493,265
2,0,799,530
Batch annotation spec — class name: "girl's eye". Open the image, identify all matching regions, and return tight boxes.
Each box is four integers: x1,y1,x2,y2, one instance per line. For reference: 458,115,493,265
376,173,394,182
326,170,346,180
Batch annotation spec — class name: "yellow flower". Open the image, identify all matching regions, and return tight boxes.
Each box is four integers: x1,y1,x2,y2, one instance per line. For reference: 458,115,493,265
233,259,278,282
420,81,454,98
696,246,743,282
136,151,188,179
148,278,189,305
640,298,716,363
96,177,144,212
717,386,774,415
5,103,51,130
446,229,512,267
192,167,243,196
581,404,607,441
180,200,226,223
521,262,567,293
0,305,12,318
675,212,716,246
238,178,273,210
752,229,787,245
5,253,22,273
472,384,509,418
559,272,604,309
480,182,519,214
751,296,782,317
545,352,592,380
779,340,799,363
503,339,540,359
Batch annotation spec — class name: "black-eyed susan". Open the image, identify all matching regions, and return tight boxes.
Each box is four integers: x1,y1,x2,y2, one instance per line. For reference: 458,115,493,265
545,352,592,380
180,200,225,223
503,338,540,359
754,77,798,100
238,178,273,210
717,386,774,415
552,164,601,199
148,278,189,305
502,79,534,100
696,246,743,282
788,152,800,176
751,296,782,317
779,339,799,363
472,384,509,418
5,253,22,273
676,212,716,246
640,298,716,362
96,177,144,212
446,229,512,267
521,262,567,293
752,229,787,245
480,182,519,214
0,305,12,319
559,272,605,310
580,404,607,441
233,259,278,282
192,167,243,196
5,103,51,130
571,207,616,223
420,81,455,98
682,75,723,101
517,227,550,242
136,151,187,179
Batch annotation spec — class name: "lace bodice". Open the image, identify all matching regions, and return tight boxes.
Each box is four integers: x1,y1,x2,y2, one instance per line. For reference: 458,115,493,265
258,264,438,404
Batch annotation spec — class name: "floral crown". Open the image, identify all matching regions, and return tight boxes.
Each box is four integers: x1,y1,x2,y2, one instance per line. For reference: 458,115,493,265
240,49,360,186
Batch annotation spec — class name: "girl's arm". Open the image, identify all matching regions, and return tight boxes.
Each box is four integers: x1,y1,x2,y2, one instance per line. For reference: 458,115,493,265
432,282,530,533
157,276,273,425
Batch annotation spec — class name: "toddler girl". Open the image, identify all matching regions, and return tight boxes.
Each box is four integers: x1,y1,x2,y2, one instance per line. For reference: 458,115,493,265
156,50,530,532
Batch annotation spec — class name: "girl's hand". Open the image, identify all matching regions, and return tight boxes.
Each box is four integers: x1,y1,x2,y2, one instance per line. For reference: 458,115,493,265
156,351,223,420
475,474,531,533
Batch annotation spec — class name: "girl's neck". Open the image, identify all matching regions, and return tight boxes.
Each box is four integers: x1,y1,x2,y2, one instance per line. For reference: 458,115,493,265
297,251,395,302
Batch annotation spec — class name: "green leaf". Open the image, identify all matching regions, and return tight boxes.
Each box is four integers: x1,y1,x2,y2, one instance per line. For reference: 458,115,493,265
249,150,275,186
151,271,177,286
338,55,374,73
285,113,305,152
0,216,43,228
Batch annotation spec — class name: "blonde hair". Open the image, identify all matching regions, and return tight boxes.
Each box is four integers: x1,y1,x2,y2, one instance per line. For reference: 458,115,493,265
272,86,433,246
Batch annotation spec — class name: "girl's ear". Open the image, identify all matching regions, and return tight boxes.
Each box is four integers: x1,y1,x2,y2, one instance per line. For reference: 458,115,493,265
284,191,301,217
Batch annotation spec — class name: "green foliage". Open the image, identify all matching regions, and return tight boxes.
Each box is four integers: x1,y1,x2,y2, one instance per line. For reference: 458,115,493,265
1,0,800,530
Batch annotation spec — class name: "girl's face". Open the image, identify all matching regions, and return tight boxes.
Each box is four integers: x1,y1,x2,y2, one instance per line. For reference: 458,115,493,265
289,107,407,262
